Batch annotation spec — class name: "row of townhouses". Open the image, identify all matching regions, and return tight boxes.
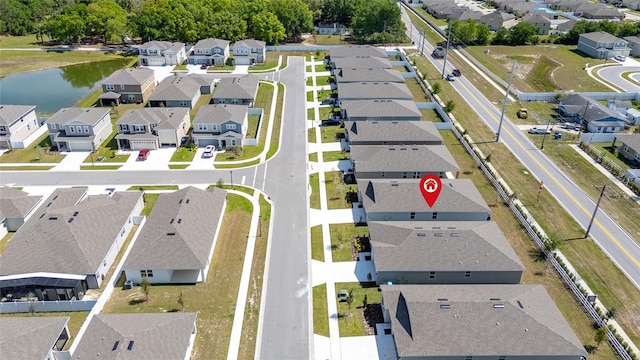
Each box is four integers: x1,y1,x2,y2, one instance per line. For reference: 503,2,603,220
138,38,266,67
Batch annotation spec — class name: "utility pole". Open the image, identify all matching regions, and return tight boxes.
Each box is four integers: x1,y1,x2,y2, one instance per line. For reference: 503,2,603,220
540,117,553,150
441,23,452,79
585,185,606,238
496,60,515,142
230,170,234,189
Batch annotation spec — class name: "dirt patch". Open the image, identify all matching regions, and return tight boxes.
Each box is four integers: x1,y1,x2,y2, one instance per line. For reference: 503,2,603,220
494,54,540,81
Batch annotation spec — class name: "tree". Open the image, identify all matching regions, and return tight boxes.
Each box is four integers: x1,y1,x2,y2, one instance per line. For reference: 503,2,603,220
87,0,128,43
140,277,151,302
270,0,313,41
443,100,455,113
202,10,247,42
475,24,491,46
322,0,363,26
351,0,406,44
492,27,510,45
47,13,86,43
362,294,368,308
594,326,607,349
250,11,286,45
606,307,617,321
432,82,442,95
509,22,538,46
345,289,354,315
177,291,184,311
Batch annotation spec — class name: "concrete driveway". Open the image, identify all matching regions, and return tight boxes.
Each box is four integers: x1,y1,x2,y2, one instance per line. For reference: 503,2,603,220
51,151,90,171
119,148,174,171
142,65,175,83
187,148,216,170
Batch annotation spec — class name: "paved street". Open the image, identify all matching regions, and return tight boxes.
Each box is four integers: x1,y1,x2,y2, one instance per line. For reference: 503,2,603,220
597,65,640,92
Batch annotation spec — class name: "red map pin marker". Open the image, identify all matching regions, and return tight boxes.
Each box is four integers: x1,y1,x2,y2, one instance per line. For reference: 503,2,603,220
419,174,442,208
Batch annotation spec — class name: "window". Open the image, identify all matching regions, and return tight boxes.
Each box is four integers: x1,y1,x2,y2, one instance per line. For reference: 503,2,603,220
226,123,237,130
429,271,436,279
212,124,218,131
198,123,207,131
83,126,89,133
76,126,83,133
380,172,385,177
140,270,154,278
179,101,189,107
119,124,128,132
120,85,125,90
410,212,415,219
27,124,30,131
432,212,438,220
402,172,407,178
413,172,420,178
69,126,75,133
133,125,145,132
105,84,115,91
465,271,471,277
128,94,136,100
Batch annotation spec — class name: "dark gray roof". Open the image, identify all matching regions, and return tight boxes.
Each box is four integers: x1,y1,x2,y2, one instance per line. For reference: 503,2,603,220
369,221,524,272
0,188,142,276
140,41,185,53
335,68,404,83
624,36,640,45
232,39,266,49
350,145,460,174
559,94,625,123
123,187,226,270
330,45,388,59
99,91,121,100
0,105,36,126
356,178,489,213
46,108,110,126
193,104,248,125
345,121,442,145
522,13,551,24
557,19,576,31
193,38,229,50
72,313,197,360
0,316,69,360
617,134,640,153
338,83,412,101
332,56,392,70
580,31,622,43
342,100,420,119
212,75,259,101
117,108,189,130
102,68,154,87
0,187,41,220
381,284,587,358
148,75,205,102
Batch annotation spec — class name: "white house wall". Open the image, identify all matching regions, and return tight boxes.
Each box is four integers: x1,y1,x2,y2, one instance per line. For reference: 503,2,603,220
7,109,40,148
93,115,113,149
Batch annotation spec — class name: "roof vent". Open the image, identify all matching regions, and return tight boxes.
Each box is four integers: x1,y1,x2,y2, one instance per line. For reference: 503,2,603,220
177,219,182,224
112,341,120,351
490,298,501,301
127,341,134,350
414,226,423,230
391,181,398,187
493,304,505,309
417,232,426,237
437,298,448,301
170,219,174,224
431,226,441,230
447,226,456,229
167,232,176,236
451,232,460,237
449,183,454,187
440,304,451,309
46,202,52,207
434,232,443,237
68,218,74,223
186,199,190,204
179,199,183,204
73,211,79,216
49,216,58,220
517,300,524,309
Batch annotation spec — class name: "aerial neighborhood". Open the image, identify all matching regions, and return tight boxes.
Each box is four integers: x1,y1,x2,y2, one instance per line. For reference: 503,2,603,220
1,0,640,358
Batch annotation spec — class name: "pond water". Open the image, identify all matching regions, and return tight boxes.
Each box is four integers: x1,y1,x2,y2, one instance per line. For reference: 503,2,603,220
0,58,132,114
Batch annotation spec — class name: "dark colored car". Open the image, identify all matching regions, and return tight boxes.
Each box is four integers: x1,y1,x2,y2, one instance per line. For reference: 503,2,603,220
200,63,208,70
321,119,341,126
452,69,461,77
321,98,335,105
138,149,150,160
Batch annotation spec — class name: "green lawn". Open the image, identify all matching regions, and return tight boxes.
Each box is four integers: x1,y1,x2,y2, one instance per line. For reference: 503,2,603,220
319,107,335,120
80,165,121,170
315,64,327,73
247,114,261,139
265,83,284,160
140,193,159,216
215,159,261,168
322,151,349,162
0,134,64,163
311,225,325,262
309,152,318,162
335,282,381,337
313,34,350,46
83,132,130,163
0,50,134,78
0,34,42,48
169,164,189,169
170,147,197,162
310,173,320,209
307,108,315,121
313,284,330,336
0,166,54,170
307,91,314,102
320,126,344,143
591,142,634,170
324,171,355,210
420,108,443,122
308,128,317,143
330,223,369,262
127,185,179,191
315,76,332,86
405,78,430,102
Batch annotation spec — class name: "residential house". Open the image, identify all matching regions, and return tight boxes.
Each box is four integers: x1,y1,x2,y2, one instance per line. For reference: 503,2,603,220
0,105,40,149
607,100,633,113
626,108,640,125
422,1,467,19
479,11,517,31
349,145,460,179
344,121,443,146
334,68,405,85
522,13,552,35
123,187,226,285
623,36,640,57
615,134,640,166
315,22,349,35
582,6,624,20
558,94,626,133
0,188,143,301
556,19,577,33
211,75,259,106
329,45,387,59
577,31,630,59
0,187,42,236
622,0,640,10
0,317,70,360
337,83,413,102
547,0,582,11
147,74,215,108
330,57,393,74
115,107,190,150
72,313,197,360
46,108,112,151
231,39,266,65
99,68,156,106
369,221,524,285
341,100,421,122
188,38,230,66
507,1,537,16
449,10,483,21
191,104,248,149
138,41,187,66
356,178,491,222
380,284,588,360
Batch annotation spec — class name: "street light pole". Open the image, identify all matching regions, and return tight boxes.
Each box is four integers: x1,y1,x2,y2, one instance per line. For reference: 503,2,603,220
441,23,452,79
585,185,606,238
540,117,553,150
230,170,233,189
496,60,515,142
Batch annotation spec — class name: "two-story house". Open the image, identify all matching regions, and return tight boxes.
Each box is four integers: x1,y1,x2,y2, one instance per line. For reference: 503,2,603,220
138,41,187,66
521,13,552,35
46,108,112,151
99,68,156,106
479,11,517,31
623,36,640,57
315,22,349,35
231,39,266,65
115,108,190,150
577,31,631,58
191,104,248,149
211,75,259,106
188,38,230,66
0,105,40,149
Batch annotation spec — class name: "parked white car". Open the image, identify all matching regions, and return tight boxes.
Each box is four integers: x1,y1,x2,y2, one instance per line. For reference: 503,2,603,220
202,145,215,158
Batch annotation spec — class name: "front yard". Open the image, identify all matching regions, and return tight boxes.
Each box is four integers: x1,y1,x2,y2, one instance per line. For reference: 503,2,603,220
334,282,382,337
329,223,369,262
0,134,65,163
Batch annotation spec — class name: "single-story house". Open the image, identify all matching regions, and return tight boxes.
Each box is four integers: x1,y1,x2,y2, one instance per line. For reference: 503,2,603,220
231,39,266,65
356,178,491,222
558,94,626,133
46,108,112,151
188,38,230,66
148,74,215,108
99,68,156,106
123,187,226,285
115,107,190,150
315,22,349,35
623,36,640,57
334,68,404,85
138,41,187,66
331,57,393,74
369,221,524,285
349,145,460,179
626,108,640,125
191,104,248,149
72,313,197,360
329,45,388,59
381,284,588,360
607,100,633,113
344,121,443,146
582,6,624,20
211,75,259,106
0,188,143,301
0,317,70,360
0,105,41,149
337,83,413,102
0,187,42,236
340,100,420,122
615,134,640,166
577,31,630,59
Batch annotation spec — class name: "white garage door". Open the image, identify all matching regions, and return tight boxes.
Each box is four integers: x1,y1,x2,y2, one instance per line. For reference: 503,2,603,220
234,58,250,65
197,138,216,147
147,58,166,66
131,140,157,150
69,142,92,151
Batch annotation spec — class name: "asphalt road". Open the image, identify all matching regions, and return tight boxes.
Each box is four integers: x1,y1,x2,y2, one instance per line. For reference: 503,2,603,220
597,65,640,92
401,6,640,289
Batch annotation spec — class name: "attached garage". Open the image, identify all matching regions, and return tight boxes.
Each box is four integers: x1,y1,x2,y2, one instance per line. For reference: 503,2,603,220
130,140,158,150
68,141,93,151
195,138,217,147
233,57,250,65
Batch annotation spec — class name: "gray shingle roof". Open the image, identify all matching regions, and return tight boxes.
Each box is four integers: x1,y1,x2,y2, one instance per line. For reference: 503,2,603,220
193,38,229,50
212,75,259,101
46,108,110,126
345,121,442,145
0,105,36,126
232,39,266,50
148,75,205,102
117,107,189,130
369,221,524,272
617,134,640,153
559,94,625,123
338,83,412,101
342,100,420,119
381,284,587,358
0,188,142,276
123,187,226,270
335,68,404,83
580,31,622,43
193,104,248,125
102,68,154,87
332,56,392,70
0,187,41,220
330,45,388,59
356,178,489,213
350,145,460,174
72,313,197,360
0,316,69,360
140,41,185,53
